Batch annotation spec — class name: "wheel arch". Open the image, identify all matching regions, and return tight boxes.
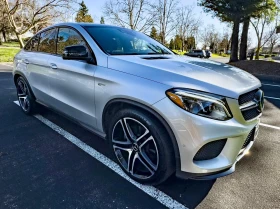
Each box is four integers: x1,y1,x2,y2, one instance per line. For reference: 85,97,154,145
13,71,36,99
102,98,181,173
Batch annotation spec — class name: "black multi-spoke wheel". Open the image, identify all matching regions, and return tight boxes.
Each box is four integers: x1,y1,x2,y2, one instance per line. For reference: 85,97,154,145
108,108,175,185
16,77,37,115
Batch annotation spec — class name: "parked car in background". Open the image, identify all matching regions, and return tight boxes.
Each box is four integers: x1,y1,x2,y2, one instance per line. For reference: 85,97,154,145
185,49,206,58
13,23,264,185
205,50,212,58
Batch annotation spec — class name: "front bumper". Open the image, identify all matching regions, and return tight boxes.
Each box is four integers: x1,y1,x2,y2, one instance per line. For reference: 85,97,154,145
152,97,260,178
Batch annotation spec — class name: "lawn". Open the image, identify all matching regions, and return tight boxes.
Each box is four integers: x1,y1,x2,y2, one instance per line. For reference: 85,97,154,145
0,47,20,62
1,41,20,48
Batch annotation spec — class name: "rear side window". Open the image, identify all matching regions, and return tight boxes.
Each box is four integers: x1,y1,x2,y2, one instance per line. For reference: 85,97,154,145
38,28,57,54
57,28,87,55
24,35,40,52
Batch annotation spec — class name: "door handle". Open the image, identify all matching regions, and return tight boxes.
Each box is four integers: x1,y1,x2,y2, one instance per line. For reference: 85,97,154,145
23,59,29,64
50,63,58,69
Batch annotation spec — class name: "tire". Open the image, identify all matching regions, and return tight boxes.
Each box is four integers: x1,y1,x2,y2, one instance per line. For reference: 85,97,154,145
108,108,175,185
16,76,37,115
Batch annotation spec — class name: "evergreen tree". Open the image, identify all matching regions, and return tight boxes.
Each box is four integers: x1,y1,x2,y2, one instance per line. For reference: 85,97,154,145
150,26,158,40
75,1,94,23
199,0,268,62
174,35,182,50
169,39,174,49
100,17,105,24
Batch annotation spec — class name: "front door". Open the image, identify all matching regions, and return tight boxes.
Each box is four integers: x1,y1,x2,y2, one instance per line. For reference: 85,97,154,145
47,27,97,128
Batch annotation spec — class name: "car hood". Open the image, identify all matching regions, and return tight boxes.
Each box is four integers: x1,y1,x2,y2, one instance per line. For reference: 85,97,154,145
107,55,261,99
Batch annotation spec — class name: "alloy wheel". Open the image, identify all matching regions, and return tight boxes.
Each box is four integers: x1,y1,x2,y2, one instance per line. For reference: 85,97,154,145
112,117,159,179
17,79,30,111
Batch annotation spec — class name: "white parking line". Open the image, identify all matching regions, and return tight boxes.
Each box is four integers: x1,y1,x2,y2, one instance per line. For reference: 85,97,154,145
264,96,280,100
262,83,280,87
13,101,187,209
260,123,280,130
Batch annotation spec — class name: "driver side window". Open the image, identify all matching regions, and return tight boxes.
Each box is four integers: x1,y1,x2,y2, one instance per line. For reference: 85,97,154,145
57,27,88,56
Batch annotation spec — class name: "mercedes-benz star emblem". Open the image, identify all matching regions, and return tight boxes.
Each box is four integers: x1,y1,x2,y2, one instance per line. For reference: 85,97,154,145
132,143,139,152
254,90,264,113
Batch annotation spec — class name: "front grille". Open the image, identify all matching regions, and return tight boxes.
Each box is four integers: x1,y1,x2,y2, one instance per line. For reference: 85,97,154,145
239,89,262,121
194,139,227,161
238,89,258,105
242,128,255,149
242,107,260,120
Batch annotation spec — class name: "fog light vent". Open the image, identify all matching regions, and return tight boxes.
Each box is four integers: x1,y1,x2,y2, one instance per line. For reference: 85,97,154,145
194,139,227,161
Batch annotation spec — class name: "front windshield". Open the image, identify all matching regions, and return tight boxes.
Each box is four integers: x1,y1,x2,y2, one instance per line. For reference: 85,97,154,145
84,26,173,55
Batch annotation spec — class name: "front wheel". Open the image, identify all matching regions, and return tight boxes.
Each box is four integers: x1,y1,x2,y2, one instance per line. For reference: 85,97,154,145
108,108,175,185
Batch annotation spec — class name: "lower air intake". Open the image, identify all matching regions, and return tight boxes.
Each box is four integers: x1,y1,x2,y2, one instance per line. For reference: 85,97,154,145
194,139,227,161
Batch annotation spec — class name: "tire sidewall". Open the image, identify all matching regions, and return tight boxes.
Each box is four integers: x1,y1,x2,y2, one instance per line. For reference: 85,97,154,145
108,108,174,185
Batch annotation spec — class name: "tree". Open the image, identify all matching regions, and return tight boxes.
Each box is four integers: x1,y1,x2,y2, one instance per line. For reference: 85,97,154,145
174,35,182,50
251,2,278,59
199,0,269,62
239,0,276,60
100,16,105,24
169,38,174,49
266,27,279,54
0,1,12,43
185,37,196,50
4,0,74,48
200,24,220,52
103,0,154,33
75,1,93,23
239,17,251,60
153,0,178,44
176,5,200,51
150,26,158,40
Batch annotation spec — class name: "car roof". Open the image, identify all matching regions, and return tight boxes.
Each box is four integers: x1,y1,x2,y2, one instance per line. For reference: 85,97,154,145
51,22,120,29
37,22,121,34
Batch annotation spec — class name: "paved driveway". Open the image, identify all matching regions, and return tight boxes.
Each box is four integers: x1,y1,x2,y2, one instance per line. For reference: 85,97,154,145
0,64,279,209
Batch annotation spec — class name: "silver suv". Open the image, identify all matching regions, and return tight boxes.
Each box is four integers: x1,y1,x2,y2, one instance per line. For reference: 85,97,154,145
13,23,264,185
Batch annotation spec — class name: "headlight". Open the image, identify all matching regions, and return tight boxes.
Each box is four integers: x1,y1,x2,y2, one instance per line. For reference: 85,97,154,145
166,89,232,121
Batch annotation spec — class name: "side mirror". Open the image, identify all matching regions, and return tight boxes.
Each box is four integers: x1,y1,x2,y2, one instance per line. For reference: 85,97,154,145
62,45,89,61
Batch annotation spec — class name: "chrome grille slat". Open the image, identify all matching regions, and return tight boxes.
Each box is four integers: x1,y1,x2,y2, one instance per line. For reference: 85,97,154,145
239,89,261,121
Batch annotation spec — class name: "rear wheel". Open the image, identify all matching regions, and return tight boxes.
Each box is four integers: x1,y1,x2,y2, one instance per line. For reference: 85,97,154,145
16,77,37,115
108,108,175,185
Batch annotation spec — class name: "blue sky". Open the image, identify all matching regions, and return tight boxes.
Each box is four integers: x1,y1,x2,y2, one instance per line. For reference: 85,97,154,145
81,0,228,30
69,0,258,47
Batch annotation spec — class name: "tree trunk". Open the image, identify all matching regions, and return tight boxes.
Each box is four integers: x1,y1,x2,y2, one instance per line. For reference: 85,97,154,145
230,19,240,62
239,17,250,60
16,33,25,48
269,43,274,55
255,40,261,60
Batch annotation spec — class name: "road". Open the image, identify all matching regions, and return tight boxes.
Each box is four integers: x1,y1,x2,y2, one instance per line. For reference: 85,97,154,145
0,64,279,209
209,57,230,63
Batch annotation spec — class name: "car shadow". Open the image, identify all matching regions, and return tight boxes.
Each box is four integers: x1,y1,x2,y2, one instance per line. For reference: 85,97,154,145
156,176,216,209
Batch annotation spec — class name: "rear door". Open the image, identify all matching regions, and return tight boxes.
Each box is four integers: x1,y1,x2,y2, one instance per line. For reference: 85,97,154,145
47,27,97,128
23,28,57,103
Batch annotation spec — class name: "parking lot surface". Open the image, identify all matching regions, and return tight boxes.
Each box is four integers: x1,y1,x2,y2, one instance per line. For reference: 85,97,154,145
1,64,280,209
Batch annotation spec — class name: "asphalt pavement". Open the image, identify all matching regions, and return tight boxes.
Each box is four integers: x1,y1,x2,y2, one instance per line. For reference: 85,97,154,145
0,64,280,209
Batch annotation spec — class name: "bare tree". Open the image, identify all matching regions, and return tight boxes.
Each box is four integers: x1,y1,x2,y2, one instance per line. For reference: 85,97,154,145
200,24,221,52
176,5,200,51
0,1,11,43
4,0,74,48
265,27,279,54
153,0,178,44
251,8,277,59
103,0,154,33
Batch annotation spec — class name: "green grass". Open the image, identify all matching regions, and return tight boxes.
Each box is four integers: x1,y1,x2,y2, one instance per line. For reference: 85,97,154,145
172,50,186,55
0,41,20,48
0,48,20,62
